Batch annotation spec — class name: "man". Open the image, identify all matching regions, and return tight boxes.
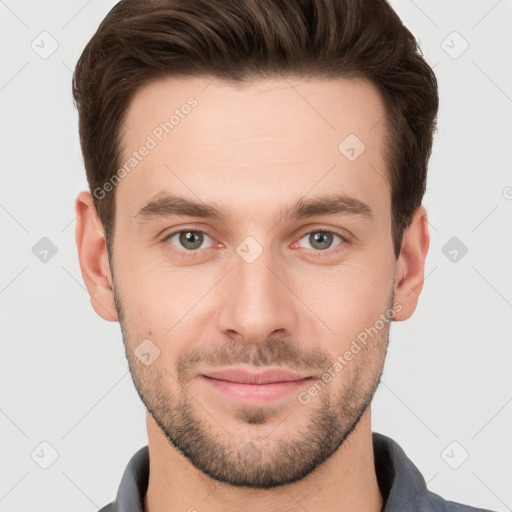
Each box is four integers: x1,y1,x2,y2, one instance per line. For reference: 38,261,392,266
72,0,497,511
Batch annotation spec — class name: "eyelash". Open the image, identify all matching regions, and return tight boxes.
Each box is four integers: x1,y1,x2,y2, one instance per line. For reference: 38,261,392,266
161,227,349,260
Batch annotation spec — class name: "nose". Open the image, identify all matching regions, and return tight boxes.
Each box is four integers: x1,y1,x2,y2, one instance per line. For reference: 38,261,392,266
216,241,299,345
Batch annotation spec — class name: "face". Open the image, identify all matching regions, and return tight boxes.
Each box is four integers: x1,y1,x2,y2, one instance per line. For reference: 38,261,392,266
104,76,404,487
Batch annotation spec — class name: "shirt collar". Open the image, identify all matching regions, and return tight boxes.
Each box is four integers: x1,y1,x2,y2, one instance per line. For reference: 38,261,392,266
106,432,447,512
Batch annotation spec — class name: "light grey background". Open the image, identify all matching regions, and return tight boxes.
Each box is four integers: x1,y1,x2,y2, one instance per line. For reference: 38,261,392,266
1,1,511,511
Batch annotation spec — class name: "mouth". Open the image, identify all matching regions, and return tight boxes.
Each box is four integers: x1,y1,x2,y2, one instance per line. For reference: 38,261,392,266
199,367,314,403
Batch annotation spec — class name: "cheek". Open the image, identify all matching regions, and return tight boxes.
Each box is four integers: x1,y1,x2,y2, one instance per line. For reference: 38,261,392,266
116,258,218,347
295,262,394,350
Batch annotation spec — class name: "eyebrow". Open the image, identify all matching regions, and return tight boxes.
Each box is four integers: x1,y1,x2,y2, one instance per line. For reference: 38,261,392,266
134,191,374,227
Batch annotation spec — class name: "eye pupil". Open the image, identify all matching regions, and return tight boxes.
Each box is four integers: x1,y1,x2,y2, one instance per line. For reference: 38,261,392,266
310,231,333,250
179,231,203,250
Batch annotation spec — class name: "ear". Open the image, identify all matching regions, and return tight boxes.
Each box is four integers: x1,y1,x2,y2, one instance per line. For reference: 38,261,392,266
74,191,118,322
393,204,430,321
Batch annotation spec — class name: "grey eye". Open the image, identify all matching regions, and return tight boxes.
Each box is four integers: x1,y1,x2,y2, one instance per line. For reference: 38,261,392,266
167,230,213,251
298,231,343,251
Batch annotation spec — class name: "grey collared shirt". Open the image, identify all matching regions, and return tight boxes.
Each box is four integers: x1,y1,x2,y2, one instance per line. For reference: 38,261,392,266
99,432,497,512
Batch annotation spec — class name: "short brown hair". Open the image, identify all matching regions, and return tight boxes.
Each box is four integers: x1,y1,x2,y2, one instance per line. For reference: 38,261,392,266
72,0,438,259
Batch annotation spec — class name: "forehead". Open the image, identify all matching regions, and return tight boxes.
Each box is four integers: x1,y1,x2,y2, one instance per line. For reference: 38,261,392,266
116,75,390,224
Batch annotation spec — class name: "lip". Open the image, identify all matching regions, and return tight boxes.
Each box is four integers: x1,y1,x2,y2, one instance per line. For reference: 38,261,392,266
199,368,314,403
201,368,310,384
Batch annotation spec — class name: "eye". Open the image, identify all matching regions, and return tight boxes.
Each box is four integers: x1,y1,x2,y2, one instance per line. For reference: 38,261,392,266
295,230,346,255
164,229,214,254
162,227,348,259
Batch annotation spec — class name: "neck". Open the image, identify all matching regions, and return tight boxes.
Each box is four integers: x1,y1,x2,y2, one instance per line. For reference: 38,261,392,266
143,408,383,512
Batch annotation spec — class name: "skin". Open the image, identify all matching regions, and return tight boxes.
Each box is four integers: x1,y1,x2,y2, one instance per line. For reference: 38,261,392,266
75,76,429,512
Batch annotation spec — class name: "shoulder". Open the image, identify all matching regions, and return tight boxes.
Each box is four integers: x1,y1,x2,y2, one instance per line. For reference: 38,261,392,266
97,503,114,512
428,491,499,512
372,432,499,512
